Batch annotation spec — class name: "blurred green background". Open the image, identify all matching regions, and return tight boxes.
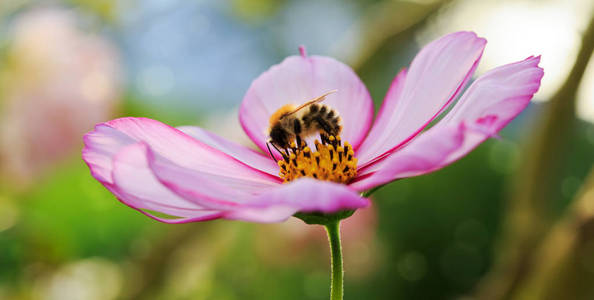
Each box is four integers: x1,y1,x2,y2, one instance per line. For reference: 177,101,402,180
1,0,594,299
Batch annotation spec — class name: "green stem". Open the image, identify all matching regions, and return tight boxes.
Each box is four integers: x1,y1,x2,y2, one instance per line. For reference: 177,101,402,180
325,220,344,300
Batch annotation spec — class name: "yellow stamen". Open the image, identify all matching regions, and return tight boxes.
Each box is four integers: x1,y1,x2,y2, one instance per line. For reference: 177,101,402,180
277,135,357,184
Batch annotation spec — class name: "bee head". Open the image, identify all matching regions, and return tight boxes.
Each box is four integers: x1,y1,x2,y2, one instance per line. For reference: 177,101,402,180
269,123,292,149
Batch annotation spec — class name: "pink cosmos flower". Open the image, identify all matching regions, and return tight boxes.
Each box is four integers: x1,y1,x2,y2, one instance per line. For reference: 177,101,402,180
82,31,543,224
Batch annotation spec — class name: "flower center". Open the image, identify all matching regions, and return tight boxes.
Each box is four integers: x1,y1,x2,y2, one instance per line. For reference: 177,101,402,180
277,135,357,184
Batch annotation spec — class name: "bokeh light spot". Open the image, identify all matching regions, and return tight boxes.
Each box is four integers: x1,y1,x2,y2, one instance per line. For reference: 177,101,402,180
0,197,19,232
397,251,427,282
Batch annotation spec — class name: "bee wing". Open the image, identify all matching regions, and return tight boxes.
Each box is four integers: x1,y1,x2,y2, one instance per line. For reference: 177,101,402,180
286,89,337,116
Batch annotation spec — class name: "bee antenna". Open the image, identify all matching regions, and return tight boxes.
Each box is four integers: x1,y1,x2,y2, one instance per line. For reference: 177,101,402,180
266,142,276,161
269,142,287,160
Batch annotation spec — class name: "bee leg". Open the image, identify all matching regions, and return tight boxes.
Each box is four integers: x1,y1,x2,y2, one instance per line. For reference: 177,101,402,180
295,135,303,150
320,132,328,144
315,116,333,137
292,119,304,150
293,119,302,134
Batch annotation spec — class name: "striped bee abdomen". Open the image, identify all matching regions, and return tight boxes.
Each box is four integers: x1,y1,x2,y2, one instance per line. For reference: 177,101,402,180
302,104,342,136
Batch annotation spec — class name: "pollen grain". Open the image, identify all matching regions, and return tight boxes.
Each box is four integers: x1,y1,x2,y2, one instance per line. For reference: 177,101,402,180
277,135,357,184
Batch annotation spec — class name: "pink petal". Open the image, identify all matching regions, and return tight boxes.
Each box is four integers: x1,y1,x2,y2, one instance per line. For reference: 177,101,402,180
82,123,135,184
355,68,406,163
352,56,543,191
240,52,374,153
147,148,367,223
82,117,281,189
356,31,486,167
441,56,543,126
125,144,367,223
110,143,223,223
177,126,279,176
350,124,466,191
145,145,279,210
225,178,371,223
431,55,544,165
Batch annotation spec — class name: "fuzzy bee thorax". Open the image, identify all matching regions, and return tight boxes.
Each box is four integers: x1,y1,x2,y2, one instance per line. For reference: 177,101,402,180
268,104,297,129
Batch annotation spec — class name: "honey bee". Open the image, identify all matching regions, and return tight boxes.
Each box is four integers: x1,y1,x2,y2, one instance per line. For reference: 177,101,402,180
267,90,342,158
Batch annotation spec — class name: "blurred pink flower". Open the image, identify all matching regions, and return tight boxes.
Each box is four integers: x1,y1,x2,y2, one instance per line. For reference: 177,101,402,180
83,31,542,223
0,7,120,184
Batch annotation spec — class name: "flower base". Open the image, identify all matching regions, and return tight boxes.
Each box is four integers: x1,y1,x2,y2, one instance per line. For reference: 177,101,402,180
294,210,354,226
